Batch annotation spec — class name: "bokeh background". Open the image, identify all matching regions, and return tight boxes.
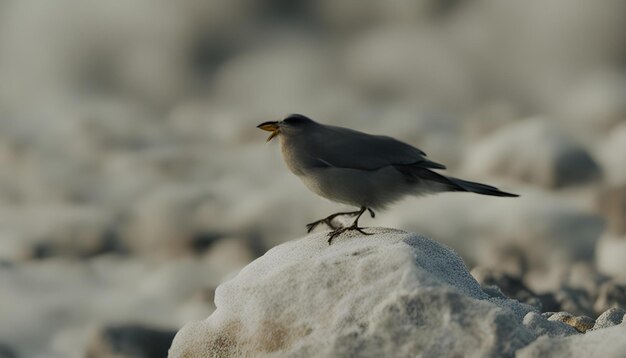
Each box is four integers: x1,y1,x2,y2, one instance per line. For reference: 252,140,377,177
1,1,626,357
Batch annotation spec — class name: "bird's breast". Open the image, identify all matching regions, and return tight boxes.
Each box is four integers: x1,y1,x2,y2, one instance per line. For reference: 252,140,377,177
279,137,313,176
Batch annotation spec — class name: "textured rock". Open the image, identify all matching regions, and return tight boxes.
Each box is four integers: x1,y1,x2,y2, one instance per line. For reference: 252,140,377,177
592,307,626,330
517,325,626,358
169,229,536,358
523,312,578,337
547,312,595,333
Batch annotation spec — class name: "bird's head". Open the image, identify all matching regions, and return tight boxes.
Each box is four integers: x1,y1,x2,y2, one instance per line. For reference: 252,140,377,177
257,114,314,142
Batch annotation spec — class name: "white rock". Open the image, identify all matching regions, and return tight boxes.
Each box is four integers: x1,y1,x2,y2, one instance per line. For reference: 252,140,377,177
592,307,625,330
517,325,626,358
169,229,536,357
523,312,578,337
463,118,601,188
547,312,595,333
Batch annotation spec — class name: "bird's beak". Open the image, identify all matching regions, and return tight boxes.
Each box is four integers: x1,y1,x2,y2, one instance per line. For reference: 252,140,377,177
257,121,280,142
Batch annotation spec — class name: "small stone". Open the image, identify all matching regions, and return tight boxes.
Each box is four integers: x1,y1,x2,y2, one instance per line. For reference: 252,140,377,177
568,316,596,333
518,325,626,357
548,312,595,333
523,312,578,337
592,307,626,330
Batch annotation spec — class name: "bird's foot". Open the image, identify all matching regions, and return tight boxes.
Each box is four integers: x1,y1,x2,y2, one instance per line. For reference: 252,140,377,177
327,224,373,245
306,218,337,233
306,209,364,233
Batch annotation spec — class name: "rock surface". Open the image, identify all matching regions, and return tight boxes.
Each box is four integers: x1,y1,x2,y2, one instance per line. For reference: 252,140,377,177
169,229,538,357
546,312,595,333
517,325,626,358
522,312,578,337
592,307,625,330
170,230,626,358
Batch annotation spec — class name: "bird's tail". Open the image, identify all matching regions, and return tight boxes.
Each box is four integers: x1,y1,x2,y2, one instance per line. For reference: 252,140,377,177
395,165,518,197
446,177,519,197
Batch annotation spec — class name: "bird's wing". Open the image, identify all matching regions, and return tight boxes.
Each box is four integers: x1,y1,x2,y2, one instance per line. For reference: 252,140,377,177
303,125,445,170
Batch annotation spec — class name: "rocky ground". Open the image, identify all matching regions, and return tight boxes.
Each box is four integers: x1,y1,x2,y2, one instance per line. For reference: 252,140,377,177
1,1,626,357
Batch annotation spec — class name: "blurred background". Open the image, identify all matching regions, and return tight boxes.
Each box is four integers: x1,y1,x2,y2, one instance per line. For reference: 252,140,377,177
1,0,626,357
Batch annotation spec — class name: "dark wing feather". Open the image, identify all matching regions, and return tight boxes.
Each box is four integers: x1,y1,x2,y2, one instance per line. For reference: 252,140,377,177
303,124,445,171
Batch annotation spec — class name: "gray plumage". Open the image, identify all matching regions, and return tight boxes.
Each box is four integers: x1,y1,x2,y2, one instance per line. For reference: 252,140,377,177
257,114,518,243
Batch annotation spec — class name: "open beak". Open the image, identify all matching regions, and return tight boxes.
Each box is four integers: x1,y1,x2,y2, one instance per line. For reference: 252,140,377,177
257,121,280,142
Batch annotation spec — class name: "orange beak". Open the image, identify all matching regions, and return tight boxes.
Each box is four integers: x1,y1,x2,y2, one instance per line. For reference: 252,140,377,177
257,121,280,142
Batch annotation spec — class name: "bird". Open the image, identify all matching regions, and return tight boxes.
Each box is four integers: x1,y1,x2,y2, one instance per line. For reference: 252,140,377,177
257,114,518,244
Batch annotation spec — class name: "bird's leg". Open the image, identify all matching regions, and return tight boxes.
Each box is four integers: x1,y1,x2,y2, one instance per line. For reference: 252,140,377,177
305,209,363,233
346,206,374,235
327,207,374,245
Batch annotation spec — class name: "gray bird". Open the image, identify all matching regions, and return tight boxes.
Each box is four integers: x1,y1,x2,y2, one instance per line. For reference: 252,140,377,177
258,114,518,244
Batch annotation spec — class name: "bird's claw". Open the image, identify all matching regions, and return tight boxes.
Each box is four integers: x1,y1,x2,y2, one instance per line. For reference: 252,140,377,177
327,230,342,245
305,223,317,233
367,208,375,218
327,225,372,245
